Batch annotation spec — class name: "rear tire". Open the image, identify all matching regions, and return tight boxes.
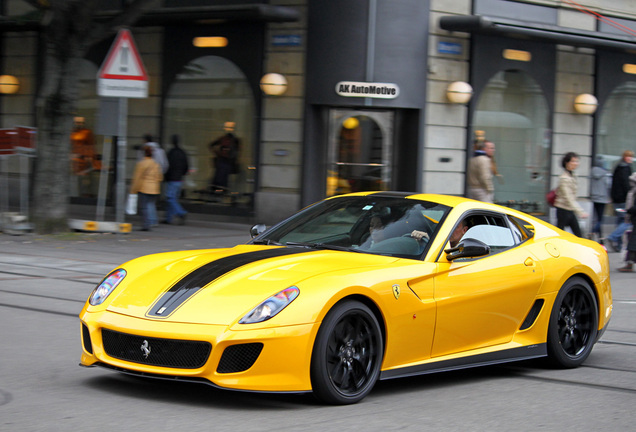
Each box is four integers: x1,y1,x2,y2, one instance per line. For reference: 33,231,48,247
310,300,383,405
546,277,598,368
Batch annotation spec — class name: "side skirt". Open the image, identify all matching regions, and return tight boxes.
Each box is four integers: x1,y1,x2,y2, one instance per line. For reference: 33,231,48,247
380,344,547,381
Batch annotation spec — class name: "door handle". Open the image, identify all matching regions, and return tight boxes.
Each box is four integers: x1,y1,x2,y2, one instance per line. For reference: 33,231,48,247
524,257,535,267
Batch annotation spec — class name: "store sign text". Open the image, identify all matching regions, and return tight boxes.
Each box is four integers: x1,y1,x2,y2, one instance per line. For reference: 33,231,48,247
336,81,399,99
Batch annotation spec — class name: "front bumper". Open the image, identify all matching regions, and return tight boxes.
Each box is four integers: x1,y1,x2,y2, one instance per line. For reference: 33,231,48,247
80,309,317,392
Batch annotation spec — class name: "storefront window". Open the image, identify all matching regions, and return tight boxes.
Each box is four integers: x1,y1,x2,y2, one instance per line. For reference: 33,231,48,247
71,59,100,199
596,81,636,169
327,110,393,197
164,55,255,207
471,70,550,215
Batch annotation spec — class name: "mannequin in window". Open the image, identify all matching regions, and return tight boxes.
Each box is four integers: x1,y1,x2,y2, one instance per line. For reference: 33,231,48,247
70,116,99,197
209,121,240,191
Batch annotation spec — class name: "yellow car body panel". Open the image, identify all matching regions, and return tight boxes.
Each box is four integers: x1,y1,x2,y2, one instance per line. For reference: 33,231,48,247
79,192,612,401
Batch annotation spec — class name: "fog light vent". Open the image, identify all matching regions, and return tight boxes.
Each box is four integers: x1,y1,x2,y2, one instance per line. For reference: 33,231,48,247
82,323,93,354
217,343,263,373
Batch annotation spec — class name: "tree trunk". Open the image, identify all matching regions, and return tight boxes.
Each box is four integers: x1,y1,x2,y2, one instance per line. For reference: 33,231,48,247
31,3,86,234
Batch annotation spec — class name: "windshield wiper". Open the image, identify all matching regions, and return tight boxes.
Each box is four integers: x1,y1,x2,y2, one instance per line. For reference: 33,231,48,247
285,242,360,252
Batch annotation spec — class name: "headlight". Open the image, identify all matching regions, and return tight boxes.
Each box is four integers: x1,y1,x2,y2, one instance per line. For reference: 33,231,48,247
89,269,126,306
239,286,299,324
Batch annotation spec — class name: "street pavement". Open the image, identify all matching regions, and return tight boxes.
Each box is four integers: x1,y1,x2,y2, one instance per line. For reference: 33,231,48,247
1,213,635,431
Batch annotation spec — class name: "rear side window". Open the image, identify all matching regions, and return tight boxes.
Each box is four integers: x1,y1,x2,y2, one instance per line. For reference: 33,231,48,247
507,215,534,244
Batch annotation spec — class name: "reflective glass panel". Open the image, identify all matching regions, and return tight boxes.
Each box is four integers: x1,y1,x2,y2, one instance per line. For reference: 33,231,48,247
164,56,255,207
471,70,550,215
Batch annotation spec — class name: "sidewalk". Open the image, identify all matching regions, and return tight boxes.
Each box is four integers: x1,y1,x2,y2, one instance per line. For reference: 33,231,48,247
0,209,256,268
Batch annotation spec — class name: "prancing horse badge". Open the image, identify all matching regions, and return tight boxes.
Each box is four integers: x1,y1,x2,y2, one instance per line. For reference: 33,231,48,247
392,284,400,299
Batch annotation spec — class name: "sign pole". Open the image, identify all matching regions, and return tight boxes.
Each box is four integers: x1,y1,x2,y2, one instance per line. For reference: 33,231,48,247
116,97,128,225
93,28,147,233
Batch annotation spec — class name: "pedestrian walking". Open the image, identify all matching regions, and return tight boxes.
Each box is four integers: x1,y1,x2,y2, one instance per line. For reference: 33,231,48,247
130,145,163,231
610,150,634,224
467,140,495,203
618,172,636,272
136,134,168,226
163,134,189,225
590,155,611,241
554,152,588,237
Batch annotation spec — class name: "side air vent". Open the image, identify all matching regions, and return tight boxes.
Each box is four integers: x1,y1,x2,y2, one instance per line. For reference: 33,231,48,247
217,343,264,373
82,323,93,354
520,299,545,330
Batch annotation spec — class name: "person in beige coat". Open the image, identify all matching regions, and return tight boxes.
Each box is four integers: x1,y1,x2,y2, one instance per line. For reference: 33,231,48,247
130,145,163,231
554,151,588,237
467,140,495,202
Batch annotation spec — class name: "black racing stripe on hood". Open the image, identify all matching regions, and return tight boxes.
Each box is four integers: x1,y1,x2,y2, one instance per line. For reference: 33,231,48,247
147,248,312,318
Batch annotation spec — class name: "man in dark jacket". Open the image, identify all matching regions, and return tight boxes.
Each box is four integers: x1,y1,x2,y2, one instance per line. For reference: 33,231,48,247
618,172,636,272
163,134,190,225
611,150,634,224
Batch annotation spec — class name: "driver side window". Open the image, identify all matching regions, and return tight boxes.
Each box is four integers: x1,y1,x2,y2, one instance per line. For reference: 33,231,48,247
452,213,518,257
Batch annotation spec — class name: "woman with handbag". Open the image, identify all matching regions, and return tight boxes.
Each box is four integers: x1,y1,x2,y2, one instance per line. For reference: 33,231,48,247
130,145,163,231
554,152,588,237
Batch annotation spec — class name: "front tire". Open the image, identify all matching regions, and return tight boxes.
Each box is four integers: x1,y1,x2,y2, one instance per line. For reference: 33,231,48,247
547,277,598,368
310,300,383,405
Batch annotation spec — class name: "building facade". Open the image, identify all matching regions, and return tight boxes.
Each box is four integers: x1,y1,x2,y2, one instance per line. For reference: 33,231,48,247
1,0,635,226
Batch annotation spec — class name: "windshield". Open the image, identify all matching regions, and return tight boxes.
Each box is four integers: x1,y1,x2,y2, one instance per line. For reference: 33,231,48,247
252,195,451,259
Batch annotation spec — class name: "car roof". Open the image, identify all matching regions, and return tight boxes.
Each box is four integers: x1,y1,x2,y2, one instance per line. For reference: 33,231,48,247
328,191,485,208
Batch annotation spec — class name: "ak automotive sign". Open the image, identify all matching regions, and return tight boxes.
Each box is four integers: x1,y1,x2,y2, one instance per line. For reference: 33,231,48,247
336,81,400,99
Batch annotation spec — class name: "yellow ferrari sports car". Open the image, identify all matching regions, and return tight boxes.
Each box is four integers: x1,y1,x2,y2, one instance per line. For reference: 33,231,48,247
79,192,612,404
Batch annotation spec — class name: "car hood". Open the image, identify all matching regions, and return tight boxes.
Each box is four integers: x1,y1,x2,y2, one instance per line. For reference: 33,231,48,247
106,245,398,325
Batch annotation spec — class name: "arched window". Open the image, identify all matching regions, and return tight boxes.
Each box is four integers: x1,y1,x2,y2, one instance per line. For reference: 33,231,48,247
471,70,550,214
164,56,255,206
596,81,636,169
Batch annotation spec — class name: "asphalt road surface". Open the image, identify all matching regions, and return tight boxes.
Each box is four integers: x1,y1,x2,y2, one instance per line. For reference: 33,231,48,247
1,224,635,431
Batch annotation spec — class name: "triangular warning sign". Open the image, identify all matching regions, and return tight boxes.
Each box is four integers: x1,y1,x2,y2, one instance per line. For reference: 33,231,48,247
98,29,148,81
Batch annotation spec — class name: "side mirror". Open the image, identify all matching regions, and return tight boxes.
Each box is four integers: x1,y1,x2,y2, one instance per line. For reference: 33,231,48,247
444,238,490,261
250,223,267,238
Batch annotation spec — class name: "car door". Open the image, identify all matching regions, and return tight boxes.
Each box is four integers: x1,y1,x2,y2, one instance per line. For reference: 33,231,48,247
431,212,544,358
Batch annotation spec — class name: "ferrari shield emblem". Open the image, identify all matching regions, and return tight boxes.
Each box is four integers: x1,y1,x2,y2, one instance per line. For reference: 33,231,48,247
392,284,400,299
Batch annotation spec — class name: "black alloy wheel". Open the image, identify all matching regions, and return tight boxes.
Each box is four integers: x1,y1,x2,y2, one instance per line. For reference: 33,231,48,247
547,277,598,368
310,300,383,405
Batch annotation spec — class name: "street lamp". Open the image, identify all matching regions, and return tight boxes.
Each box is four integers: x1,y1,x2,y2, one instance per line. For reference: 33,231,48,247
260,73,288,96
446,81,472,104
0,75,19,94
573,93,598,114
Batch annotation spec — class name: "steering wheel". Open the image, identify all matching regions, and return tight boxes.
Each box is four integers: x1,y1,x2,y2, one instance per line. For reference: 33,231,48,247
402,232,430,245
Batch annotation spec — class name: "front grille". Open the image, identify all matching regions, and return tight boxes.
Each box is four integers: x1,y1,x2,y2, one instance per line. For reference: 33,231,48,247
102,329,211,369
217,343,263,373
82,323,93,354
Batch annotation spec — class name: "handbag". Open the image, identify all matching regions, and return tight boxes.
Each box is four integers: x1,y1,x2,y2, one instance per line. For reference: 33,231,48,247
546,189,557,207
126,193,138,215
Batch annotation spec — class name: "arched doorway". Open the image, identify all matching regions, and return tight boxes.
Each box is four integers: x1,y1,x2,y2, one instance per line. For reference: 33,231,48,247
471,69,550,215
327,109,394,197
164,55,255,207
